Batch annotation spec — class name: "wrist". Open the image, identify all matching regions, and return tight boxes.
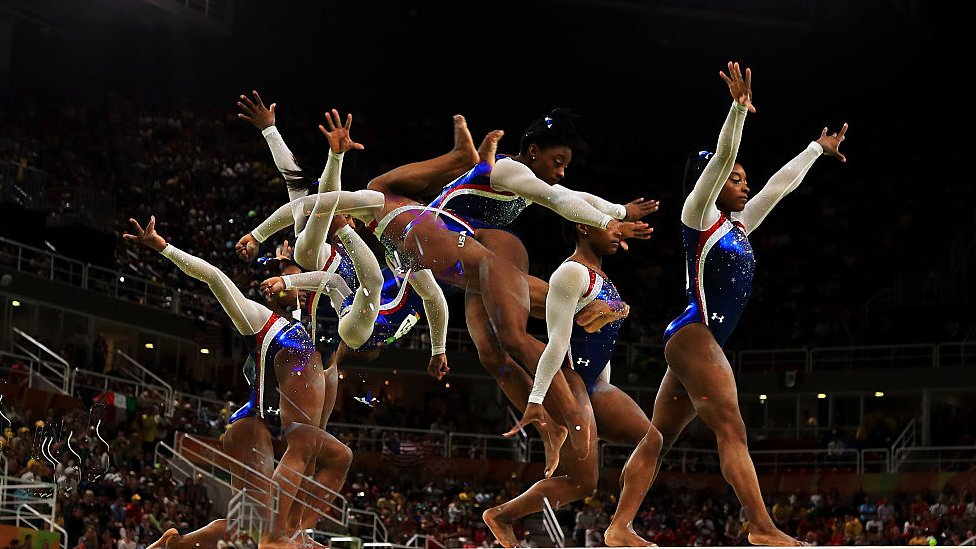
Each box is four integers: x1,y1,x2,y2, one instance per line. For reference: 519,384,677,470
261,126,278,138
600,215,614,230
732,101,748,113
280,276,292,290
808,141,824,155
614,203,627,220
527,394,544,405
431,347,446,357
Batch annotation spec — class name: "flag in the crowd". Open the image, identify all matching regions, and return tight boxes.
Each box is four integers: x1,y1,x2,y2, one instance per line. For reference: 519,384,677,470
381,438,425,467
94,391,137,414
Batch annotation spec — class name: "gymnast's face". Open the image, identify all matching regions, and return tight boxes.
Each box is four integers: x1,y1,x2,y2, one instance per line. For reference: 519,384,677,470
579,224,622,256
526,144,572,184
716,163,749,213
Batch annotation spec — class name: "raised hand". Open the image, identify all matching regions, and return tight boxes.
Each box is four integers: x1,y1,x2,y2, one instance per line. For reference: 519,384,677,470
816,123,849,163
719,61,755,113
623,198,660,221
318,109,365,154
236,90,276,130
617,221,654,251
259,277,286,299
122,216,167,252
427,353,450,381
275,239,294,262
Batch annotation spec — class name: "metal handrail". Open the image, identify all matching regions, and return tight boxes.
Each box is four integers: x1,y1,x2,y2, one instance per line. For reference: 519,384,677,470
405,534,447,549
347,507,387,543
115,350,174,417
72,368,172,413
892,444,976,472
11,328,71,394
178,433,348,531
0,236,218,323
15,503,67,549
890,418,918,471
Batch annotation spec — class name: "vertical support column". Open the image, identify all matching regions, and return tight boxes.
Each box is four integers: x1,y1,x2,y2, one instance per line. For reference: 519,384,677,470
0,15,12,93
921,389,931,446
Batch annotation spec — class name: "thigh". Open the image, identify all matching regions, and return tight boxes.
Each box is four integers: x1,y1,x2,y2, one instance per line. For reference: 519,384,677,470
590,381,650,445
277,352,326,432
663,323,740,411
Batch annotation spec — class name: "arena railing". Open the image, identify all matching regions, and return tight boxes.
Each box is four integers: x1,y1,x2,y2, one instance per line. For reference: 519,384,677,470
328,422,448,457
10,328,72,394
446,431,524,462
0,350,64,394
892,444,976,472
346,507,388,543
0,236,220,323
0,477,63,548
405,534,447,549
597,444,894,474
171,433,350,534
113,349,174,417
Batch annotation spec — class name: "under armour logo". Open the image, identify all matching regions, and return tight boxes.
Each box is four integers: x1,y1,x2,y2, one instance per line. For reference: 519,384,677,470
576,357,590,368
457,230,467,248
711,312,725,323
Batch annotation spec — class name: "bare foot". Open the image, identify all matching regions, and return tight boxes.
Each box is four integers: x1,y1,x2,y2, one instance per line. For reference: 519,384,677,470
483,507,519,548
147,528,179,549
236,233,259,261
605,523,656,547
452,115,479,166
478,130,505,166
748,529,806,546
539,420,567,478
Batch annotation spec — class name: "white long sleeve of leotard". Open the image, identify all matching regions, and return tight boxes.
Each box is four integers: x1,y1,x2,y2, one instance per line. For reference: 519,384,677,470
680,102,749,230
160,245,271,335
262,126,304,184
732,141,823,234
319,151,344,192
281,271,352,314
262,125,312,234
408,269,448,356
528,261,591,405
552,185,627,220
490,158,614,229
250,190,385,243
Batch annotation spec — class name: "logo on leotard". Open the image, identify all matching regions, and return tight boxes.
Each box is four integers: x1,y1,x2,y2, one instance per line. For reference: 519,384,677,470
711,312,725,323
457,230,468,248
576,357,590,368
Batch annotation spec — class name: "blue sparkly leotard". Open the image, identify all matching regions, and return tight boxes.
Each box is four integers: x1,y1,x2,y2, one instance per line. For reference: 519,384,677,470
230,314,315,424
426,155,529,229
663,213,755,347
342,267,427,351
567,263,625,395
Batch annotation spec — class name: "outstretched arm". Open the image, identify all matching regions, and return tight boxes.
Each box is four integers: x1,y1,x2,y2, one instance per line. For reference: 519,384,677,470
527,262,590,405
124,217,271,335
239,190,385,259
317,109,364,192
734,123,848,234
681,61,753,230
237,90,305,184
490,159,615,229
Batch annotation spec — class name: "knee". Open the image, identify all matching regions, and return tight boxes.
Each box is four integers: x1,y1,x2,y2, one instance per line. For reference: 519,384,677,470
640,427,664,456
493,325,531,354
710,415,748,446
338,320,371,350
366,176,387,193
